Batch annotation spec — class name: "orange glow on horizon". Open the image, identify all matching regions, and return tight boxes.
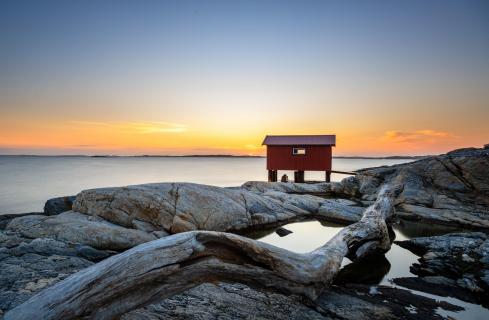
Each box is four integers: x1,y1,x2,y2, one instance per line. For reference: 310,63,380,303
0,116,482,156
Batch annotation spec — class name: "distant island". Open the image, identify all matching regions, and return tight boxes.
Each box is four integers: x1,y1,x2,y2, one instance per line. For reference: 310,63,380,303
1,154,430,159
333,155,431,160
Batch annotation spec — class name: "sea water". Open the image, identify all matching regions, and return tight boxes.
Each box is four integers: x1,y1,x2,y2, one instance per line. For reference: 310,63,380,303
0,156,411,214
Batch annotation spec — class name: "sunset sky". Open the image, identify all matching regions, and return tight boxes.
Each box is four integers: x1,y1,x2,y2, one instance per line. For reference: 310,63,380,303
1,0,488,156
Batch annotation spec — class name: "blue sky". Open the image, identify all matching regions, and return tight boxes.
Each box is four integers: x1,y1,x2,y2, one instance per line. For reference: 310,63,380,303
1,0,488,155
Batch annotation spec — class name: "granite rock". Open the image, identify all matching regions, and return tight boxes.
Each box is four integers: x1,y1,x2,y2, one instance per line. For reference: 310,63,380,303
396,232,489,304
5,211,158,251
43,196,76,215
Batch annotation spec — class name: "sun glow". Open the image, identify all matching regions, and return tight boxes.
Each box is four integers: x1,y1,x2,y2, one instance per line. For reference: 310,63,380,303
0,115,472,156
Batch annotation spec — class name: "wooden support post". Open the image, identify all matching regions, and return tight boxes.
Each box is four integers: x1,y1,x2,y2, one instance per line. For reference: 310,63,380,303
294,171,304,183
268,170,277,182
325,171,331,182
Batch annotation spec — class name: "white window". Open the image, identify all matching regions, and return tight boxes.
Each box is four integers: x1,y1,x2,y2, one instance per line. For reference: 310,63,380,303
292,148,306,155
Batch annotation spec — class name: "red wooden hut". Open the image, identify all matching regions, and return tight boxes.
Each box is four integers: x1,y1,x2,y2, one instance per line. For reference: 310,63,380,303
262,135,336,183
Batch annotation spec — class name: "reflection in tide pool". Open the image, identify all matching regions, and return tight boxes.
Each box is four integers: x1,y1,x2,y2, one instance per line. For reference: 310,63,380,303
254,220,488,320
253,220,344,253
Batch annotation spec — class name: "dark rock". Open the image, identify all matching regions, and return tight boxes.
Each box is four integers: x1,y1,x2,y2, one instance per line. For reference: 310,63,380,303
393,219,467,239
124,282,465,320
0,231,95,313
43,196,76,215
122,283,329,320
316,283,463,320
334,254,391,285
393,276,485,306
275,227,293,237
75,245,114,261
396,232,489,304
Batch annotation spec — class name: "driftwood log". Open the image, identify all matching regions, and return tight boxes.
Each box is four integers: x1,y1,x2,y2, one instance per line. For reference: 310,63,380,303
5,184,401,320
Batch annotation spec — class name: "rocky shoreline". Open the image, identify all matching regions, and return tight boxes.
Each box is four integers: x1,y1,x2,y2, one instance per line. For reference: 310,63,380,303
1,146,488,319
395,232,489,306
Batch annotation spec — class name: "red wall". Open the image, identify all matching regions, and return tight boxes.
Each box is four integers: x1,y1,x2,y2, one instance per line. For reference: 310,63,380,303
266,145,332,171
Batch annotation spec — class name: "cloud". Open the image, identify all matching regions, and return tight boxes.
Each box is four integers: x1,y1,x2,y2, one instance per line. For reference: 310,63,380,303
72,144,97,147
70,121,188,134
137,122,187,134
383,129,456,143
244,144,264,150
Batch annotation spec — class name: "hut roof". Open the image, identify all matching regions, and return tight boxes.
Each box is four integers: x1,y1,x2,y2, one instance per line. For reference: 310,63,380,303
262,135,336,146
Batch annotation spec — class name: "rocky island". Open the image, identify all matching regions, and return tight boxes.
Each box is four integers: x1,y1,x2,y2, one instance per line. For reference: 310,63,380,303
1,146,488,319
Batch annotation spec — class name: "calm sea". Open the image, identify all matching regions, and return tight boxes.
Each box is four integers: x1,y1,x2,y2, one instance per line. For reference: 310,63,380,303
0,156,412,214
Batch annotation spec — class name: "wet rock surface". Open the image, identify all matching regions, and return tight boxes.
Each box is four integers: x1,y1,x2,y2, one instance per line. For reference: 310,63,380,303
317,284,463,320
393,276,483,307
396,232,489,305
123,282,462,320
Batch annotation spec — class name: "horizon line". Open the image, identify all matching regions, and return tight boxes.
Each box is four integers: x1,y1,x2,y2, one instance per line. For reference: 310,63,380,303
0,154,431,159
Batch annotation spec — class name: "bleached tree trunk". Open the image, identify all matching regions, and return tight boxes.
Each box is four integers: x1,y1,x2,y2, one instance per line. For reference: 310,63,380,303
5,184,401,320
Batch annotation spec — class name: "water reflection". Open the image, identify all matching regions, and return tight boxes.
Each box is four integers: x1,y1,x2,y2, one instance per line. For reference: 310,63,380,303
251,220,344,253
394,219,468,239
252,219,488,320
334,254,391,285
248,220,391,286
243,227,278,240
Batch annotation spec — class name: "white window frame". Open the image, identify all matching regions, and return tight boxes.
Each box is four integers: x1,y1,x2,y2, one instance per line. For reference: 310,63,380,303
292,147,306,155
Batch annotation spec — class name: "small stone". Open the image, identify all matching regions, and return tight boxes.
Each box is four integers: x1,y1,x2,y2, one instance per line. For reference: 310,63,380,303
275,227,293,237
461,253,475,263
369,286,380,295
423,252,437,260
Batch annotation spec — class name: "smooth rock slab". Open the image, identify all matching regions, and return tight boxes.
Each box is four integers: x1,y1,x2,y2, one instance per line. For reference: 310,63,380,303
72,182,363,234
353,147,489,229
6,211,157,251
